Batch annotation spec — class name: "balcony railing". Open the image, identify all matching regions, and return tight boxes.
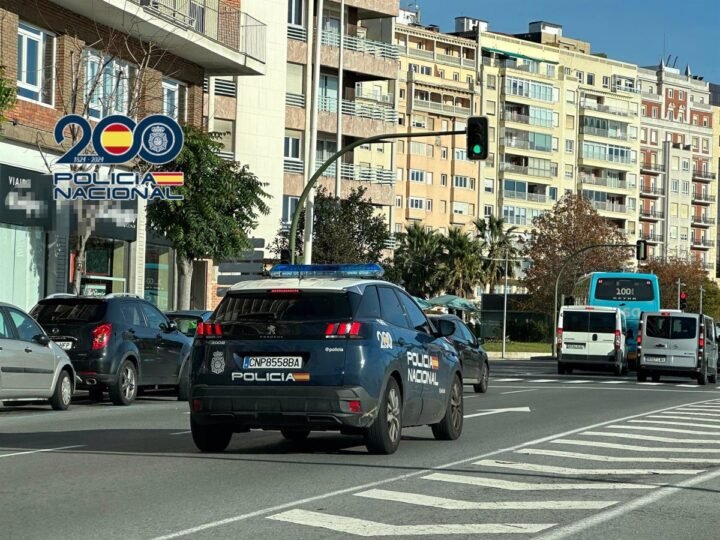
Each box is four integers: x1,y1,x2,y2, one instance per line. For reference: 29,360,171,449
692,238,715,247
500,138,552,153
579,174,627,189
398,46,434,61
322,32,399,60
640,185,665,195
692,215,716,225
579,151,634,165
692,192,716,203
413,98,471,117
591,201,627,213
355,87,393,105
580,125,628,141
640,163,665,173
436,52,462,65
287,24,307,41
319,96,397,123
690,101,712,111
693,169,716,180
500,162,555,178
501,110,554,128
285,93,305,108
640,233,664,242
283,159,304,174
580,101,635,118
504,190,548,203
640,209,664,219
340,163,395,184
462,57,475,68
132,0,267,62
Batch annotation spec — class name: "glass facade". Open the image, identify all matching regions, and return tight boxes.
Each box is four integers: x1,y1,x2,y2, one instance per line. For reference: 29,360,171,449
144,244,172,311
82,237,129,295
0,224,45,310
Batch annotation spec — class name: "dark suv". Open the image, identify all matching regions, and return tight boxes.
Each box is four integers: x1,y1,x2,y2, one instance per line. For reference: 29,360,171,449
31,294,192,405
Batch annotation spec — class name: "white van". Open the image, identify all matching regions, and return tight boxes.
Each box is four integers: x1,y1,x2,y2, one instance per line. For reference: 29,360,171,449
557,306,628,375
637,311,718,385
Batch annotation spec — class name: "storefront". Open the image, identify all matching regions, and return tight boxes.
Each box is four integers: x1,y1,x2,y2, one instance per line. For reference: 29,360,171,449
144,238,175,311
0,164,55,310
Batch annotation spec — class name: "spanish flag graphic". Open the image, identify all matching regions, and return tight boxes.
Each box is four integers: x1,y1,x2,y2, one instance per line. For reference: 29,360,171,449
151,172,185,187
292,372,311,382
430,355,439,370
100,123,134,156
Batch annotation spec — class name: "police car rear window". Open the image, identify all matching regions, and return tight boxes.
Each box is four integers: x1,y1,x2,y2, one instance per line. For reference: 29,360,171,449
214,291,353,322
31,300,106,323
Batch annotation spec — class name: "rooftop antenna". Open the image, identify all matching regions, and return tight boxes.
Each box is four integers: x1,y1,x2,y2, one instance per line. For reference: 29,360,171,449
672,56,678,68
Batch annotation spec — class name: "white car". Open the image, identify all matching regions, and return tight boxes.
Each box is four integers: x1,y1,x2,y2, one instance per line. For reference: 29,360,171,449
0,302,76,410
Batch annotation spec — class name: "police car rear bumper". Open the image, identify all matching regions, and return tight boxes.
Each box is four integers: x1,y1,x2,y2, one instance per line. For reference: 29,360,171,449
190,385,379,430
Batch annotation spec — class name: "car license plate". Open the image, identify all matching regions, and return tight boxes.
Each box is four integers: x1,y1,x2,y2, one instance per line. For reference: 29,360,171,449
54,341,72,350
566,343,584,350
645,355,666,363
243,356,303,369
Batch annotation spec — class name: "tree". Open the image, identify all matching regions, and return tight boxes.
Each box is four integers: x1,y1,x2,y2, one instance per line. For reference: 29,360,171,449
145,126,269,309
385,222,444,298
642,258,720,318
522,193,629,316
271,186,389,264
474,216,520,292
438,227,484,298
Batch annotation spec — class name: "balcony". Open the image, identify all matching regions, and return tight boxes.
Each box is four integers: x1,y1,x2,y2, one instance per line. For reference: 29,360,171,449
399,46,434,61
501,110,554,129
639,185,665,196
692,192,716,204
286,93,306,108
640,209,664,220
579,125,629,141
502,63,557,80
579,173,628,190
591,201,627,213
283,159,304,175
503,190,548,203
579,153,634,167
692,215,716,226
640,232,664,243
500,162,556,179
580,101,636,118
322,32,399,60
339,163,395,184
693,169,716,182
640,162,665,174
690,101,712,111
319,97,398,123
50,0,267,75
500,138,552,153
287,25,307,42
691,238,715,248
413,99,471,117
436,52,462,66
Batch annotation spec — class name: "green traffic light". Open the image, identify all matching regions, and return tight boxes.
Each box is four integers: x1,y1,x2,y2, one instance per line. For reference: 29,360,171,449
473,144,482,154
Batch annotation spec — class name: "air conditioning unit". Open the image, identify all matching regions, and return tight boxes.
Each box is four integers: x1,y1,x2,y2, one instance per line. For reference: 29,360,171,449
381,94,391,103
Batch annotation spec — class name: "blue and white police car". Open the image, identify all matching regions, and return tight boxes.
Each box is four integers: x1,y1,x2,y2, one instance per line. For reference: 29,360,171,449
188,264,463,454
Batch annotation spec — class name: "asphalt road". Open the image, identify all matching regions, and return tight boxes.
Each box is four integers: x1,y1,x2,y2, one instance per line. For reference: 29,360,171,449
2,359,720,539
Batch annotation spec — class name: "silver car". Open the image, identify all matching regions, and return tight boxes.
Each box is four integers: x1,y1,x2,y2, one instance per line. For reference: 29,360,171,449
0,302,76,410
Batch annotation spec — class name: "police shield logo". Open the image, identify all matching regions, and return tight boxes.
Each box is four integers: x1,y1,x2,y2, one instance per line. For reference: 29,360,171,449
210,351,225,374
148,125,169,153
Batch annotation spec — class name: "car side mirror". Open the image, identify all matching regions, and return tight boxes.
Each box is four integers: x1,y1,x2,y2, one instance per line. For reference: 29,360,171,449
435,319,456,338
160,321,177,333
33,334,51,347
478,336,485,345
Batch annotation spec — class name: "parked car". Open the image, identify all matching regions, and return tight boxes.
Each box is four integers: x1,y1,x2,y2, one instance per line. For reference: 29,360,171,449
430,314,489,393
0,302,76,410
165,310,213,338
31,294,192,405
637,311,718,385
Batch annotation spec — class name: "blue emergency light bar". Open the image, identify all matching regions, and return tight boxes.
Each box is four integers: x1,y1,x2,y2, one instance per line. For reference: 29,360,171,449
269,263,385,279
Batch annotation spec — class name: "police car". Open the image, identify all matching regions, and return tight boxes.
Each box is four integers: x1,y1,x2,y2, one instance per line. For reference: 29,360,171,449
188,264,463,454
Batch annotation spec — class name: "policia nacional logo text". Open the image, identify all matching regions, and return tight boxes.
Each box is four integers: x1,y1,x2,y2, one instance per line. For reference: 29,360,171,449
407,351,439,386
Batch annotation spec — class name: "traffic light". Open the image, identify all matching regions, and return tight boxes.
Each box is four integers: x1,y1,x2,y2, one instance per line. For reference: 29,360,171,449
680,291,688,311
636,239,647,261
466,116,489,160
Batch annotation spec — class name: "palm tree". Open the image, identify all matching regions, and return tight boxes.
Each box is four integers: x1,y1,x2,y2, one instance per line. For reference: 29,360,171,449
391,223,444,298
474,216,520,293
438,227,484,298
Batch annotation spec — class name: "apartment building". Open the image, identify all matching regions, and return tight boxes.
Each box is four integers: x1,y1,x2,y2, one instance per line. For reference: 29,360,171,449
712,83,720,276
637,63,716,272
282,0,400,239
0,0,265,310
393,13,642,242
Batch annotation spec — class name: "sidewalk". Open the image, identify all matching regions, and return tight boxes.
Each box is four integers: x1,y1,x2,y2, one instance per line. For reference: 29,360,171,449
486,352,555,360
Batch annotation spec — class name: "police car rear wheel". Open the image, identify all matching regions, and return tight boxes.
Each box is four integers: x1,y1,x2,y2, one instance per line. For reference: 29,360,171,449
473,362,489,393
365,378,402,455
432,374,463,441
191,418,232,453
281,428,310,441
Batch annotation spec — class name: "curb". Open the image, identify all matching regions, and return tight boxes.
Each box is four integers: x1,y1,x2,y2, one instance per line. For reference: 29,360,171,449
486,353,555,360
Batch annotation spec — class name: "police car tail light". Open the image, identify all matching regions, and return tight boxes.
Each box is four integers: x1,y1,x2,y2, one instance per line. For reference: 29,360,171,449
92,323,112,350
197,322,223,338
325,321,362,338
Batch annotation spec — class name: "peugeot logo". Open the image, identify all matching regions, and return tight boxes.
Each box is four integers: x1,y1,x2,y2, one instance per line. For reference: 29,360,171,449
52,328,59,335
266,325,277,336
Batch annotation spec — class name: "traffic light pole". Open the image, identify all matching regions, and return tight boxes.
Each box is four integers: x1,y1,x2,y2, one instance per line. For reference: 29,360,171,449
288,129,466,264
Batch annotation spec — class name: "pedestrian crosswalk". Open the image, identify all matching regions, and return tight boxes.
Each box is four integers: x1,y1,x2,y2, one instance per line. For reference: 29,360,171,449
264,399,720,538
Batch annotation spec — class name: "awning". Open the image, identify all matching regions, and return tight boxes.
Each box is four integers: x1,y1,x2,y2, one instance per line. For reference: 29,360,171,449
482,46,559,65
413,297,432,310
428,295,479,312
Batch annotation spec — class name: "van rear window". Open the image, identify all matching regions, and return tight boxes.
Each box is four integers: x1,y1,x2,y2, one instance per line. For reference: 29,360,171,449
31,300,106,323
589,313,616,333
646,316,697,340
562,311,588,332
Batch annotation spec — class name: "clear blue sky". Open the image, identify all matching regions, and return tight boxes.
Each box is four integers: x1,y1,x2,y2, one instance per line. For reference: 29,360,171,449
416,0,720,82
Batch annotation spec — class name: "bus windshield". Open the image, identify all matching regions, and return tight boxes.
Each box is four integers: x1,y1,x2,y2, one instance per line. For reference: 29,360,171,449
594,278,655,302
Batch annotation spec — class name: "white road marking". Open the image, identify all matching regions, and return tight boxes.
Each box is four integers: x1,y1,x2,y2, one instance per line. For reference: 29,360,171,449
664,410,720,418
531,379,559,383
553,439,720,453
267,510,555,536
473,459,701,476
500,389,537,395
676,384,699,388
492,378,524,382
650,414,720,423
424,473,654,490
582,431,720,444
628,419,720,430
564,380,593,384
637,382,664,386
170,431,191,435
516,448,720,463
149,397,720,540
600,381,630,384
0,445,84,459
536,459,720,540
464,406,531,419
675,407,720,413
604,425,720,435
354,489,618,510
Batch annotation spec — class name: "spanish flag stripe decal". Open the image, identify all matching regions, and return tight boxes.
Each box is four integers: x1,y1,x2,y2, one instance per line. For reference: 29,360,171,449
151,172,184,186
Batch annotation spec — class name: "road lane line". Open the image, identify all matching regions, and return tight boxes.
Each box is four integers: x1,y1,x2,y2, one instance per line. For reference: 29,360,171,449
564,380,593,384
170,431,191,435
473,459,701,476
600,381,630,384
354,489,617,510
553,439,720,453
628,419,720,429
516,448,720,463
637,382,664,386
536,459,720,540
149,397,720,540
500,389,537,395
676,384,699,388
661,411,720,418
582,431,720,443
604,425,720,435
423,473,654,491
650,414,720,422
267,510,555,536
492,378,524,382
531,379,559,383
674,407,720,413
0,445,84,459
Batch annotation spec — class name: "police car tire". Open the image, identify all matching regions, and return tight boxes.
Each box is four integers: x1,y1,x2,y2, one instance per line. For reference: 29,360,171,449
191,418,232,453
365,378,402,455
473,362,489,393
280,428,311,441
431,374,463,441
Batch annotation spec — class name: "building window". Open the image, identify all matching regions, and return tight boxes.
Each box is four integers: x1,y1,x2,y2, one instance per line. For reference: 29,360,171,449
487,74,496,89
651,107,657,118
284,131,302,160
668,88,673,98
409,197,424,209
409,169,426,183
454,148,467,161
394,223,403,233
452,202,469,215
703,117,708,127
484,205,493,217
453,72,460,81
565,139,574,153
395,196,402,208
602,75,610,88
549,187,558,200
454,176,469,189
651,130,657,143
214,118,235,154
682,181,689,194
287,0,303,25
282,196,299,223
678,90,684,100
162,78,187,121
682,160,690,171
484,179,494,193
16,22,55,106
587,73,595,86
441,174,448,186
671,179,679,193
441,200,447,213
426,199,433,212
566,90,575,103
575,71,584,84
441,146,448,159
85,50,133,119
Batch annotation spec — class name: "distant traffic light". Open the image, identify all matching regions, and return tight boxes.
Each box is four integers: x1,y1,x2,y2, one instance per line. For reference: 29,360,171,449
466,116,489,160
680,291,688,311
636,239,647,261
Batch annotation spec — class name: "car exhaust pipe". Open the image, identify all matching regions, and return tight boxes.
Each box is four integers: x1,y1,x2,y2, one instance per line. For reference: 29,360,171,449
85,378,97,386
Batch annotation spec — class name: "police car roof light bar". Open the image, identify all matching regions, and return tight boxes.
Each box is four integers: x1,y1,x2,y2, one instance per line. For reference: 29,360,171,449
269,263,385,279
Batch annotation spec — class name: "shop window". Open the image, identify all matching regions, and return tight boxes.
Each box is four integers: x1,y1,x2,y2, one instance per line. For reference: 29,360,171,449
145,244,172,310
